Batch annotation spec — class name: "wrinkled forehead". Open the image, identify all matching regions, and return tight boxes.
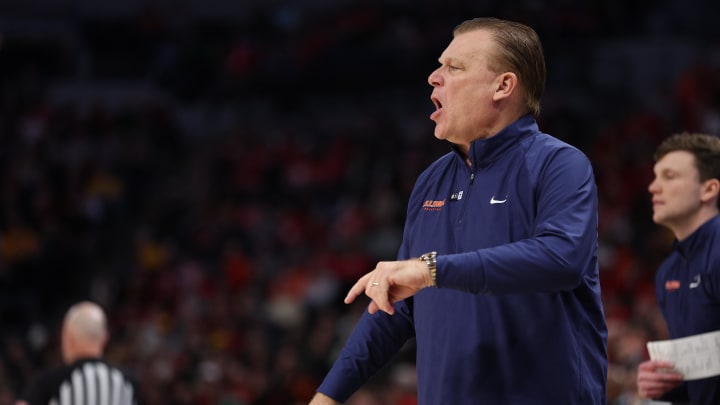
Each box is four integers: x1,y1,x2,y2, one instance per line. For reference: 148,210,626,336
442,30,497,63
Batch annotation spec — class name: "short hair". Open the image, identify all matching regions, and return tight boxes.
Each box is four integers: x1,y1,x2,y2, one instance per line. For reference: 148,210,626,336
654,132,720,209
454,17,546,118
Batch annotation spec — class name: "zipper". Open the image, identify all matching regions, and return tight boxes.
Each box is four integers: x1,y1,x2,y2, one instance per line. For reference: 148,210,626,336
457,170,476,224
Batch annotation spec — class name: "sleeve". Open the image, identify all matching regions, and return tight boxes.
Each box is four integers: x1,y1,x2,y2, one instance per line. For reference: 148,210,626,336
316,181,423,402
438,146,598,294
659,382,689,402
316,301,415,402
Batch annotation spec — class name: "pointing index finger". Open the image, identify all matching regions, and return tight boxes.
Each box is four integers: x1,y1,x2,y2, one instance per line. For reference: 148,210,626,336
344,275,369,304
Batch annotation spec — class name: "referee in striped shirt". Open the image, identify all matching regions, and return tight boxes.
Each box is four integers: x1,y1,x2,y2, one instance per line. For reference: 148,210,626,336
16,301,141,405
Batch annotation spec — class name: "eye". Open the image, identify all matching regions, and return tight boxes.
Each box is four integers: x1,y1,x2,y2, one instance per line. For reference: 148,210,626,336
448,65,460,71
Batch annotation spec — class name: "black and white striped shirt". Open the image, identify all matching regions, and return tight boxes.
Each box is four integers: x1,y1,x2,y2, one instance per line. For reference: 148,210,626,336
19,359,140,405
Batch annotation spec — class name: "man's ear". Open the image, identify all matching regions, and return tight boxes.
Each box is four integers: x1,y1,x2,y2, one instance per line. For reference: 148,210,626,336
492,72,518,102
701,178,720,205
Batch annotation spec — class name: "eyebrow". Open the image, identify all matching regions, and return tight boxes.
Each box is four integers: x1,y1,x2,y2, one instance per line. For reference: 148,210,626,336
654,167,680,176
438,56,464,66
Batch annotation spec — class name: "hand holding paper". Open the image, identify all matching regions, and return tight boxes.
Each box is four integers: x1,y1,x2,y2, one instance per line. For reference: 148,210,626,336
646,330,720,381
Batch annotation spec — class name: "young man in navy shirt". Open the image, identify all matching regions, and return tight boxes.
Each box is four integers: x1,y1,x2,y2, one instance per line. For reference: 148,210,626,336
638,133,720,404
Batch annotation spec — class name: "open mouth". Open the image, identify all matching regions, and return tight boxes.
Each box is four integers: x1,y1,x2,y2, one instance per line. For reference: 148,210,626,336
431,96,443,110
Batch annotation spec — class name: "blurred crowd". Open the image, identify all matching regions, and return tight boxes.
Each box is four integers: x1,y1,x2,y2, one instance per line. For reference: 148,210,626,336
1,1,720,404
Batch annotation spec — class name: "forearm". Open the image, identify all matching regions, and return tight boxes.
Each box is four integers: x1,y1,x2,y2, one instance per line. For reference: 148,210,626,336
438,232,593,294
317,301,415,401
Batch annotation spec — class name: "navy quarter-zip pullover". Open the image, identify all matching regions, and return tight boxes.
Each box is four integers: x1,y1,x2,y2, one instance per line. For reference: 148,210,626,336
655,214,720,404
318,114,608,404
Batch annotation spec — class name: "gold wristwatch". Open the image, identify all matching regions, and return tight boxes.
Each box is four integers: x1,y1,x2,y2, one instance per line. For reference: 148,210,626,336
419,251,438,287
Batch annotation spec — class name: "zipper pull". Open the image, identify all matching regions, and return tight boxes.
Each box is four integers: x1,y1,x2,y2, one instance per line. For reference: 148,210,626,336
470,172,475,184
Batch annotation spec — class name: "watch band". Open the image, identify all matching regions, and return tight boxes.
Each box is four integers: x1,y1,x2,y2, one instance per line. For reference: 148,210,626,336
420,251,438,288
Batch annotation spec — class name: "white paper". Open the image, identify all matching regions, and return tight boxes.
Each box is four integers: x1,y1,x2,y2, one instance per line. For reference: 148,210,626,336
647,330,720,380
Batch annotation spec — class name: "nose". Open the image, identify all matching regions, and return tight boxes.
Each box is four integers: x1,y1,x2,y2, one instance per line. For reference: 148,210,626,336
428,68,442,87
648,178,659,194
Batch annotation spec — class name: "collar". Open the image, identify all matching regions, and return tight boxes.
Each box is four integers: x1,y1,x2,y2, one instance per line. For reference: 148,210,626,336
68,357,102,367
451,114,539,169
673,215,720,258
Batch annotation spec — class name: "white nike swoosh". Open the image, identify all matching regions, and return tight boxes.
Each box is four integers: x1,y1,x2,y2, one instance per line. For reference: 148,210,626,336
690,275,701,288
490,196,507,204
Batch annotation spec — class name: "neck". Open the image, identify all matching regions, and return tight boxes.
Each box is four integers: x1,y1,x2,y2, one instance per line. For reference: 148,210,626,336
454,111,530,166
65,345,103,364
672,208,719,241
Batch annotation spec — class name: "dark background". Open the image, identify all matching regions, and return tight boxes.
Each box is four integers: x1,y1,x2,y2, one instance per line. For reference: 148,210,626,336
1,0,719,403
